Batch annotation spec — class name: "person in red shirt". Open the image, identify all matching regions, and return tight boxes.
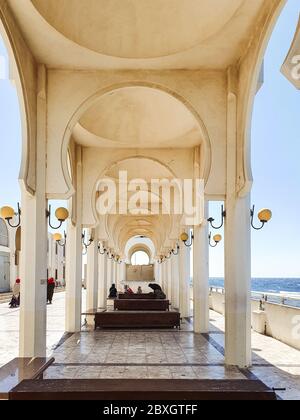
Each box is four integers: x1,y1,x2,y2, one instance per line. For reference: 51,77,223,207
47,278,56,304
124,285,134,294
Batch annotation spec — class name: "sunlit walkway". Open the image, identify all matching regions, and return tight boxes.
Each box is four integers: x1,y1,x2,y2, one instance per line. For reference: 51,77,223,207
0,292,66,368
1,292,299,400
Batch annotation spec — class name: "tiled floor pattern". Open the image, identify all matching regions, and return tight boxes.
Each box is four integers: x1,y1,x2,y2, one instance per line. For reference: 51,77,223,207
45,329,245,381
1,292,299,399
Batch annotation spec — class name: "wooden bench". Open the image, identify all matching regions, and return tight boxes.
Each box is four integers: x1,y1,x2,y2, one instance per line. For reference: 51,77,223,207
114,299,170,311
0,357,55,400
118,293,156,300
94,310,180,330
9,379,277,400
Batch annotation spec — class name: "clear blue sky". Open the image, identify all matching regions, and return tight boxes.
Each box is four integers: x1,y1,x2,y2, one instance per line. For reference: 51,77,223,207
0,0,300,278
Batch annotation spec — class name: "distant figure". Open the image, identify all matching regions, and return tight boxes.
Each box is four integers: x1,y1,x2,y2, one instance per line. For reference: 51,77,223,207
124,285,134,294
47,278,56,304
108,284,118,299
9,278,21,308
148,283,166,300
148,283,162,291
137,286,143,294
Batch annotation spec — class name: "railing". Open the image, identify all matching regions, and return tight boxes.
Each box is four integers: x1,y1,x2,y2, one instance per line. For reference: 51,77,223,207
209,286,300,308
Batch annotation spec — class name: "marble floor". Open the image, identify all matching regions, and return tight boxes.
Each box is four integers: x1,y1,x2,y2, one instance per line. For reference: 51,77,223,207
0,292,299,400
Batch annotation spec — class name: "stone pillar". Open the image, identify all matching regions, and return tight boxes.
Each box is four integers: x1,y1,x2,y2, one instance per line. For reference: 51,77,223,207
193,204,209,333
224,69,251,368
65,146,83,333
161,262,167,293
225,194,251,367
98,251,107,309
179,242,190,318
166,258,172,302
120,261,126,285
86,230,98,312
107,258,113,287
19,66,47,357
171,254,180,309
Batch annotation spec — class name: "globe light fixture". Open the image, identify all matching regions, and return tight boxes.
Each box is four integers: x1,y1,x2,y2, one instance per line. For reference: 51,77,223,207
47,205,69,229
53,232,67,247
251,206,272,230
0,203,21,228
180,231,193,247
209,232,222,248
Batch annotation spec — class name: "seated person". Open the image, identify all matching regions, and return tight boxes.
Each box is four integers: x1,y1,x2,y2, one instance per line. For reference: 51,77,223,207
124,285,134,294
137,286,143,294
148,283,166,299
108,284,118,299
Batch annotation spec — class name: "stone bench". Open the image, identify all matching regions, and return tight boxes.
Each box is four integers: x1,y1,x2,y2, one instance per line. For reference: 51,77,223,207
118,293,156,300
9,379,277,400
0,357,55,400
87,310,180,330
114,299,170,311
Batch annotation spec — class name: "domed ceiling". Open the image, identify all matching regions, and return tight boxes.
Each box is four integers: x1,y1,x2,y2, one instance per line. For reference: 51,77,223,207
74,86,203,148
31,0,244,59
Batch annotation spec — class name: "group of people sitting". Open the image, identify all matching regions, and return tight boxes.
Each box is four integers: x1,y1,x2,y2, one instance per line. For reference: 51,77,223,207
108,283,166,300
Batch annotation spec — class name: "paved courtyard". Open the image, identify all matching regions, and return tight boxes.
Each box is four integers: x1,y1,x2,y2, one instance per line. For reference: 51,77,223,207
0,292,299,400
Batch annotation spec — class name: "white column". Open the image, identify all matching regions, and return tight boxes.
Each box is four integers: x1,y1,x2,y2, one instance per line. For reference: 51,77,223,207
86,232,98,311
224,71,251,368
193,209,210,333
114,261,118,289
121,262,127,285
107,258,113,287
97,252,107,309
65,146,83,333
171,254,180,309
161,262,167,293
179,243,190,318
19,66,47,358
225,194,251,368
166,258,172,302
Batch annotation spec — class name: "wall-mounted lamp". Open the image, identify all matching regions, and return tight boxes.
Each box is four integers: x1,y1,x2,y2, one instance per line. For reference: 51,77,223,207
82,232,94,249
53,231,67,247
207,205,226,230
1,203,69,230
180,231,193,248
209,232,222,248
107,250,114,260
114,255,122,264
171,245,180,256
251,206,272,231
0,203,21,228
157,256,164,264
98,243,107,255
47,205,69,230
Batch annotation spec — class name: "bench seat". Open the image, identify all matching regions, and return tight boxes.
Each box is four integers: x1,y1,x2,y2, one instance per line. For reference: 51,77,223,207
114,299,170,311
9,379,277,400
93,310,180,329
118,293,156,300
0,357,54,400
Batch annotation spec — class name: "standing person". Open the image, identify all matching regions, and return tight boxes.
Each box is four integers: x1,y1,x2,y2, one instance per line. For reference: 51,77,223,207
9,278,21,308
47,277,56,304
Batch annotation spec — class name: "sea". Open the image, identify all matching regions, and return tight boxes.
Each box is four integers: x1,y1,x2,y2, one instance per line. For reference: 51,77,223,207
209,278,300,308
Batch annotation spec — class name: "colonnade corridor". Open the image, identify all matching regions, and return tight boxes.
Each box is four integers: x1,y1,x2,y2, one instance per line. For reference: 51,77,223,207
1,0,299,402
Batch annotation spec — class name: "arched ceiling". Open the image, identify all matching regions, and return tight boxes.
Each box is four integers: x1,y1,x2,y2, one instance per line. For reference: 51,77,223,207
73,87,203,149
31,0,244,59
9,0,266,69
